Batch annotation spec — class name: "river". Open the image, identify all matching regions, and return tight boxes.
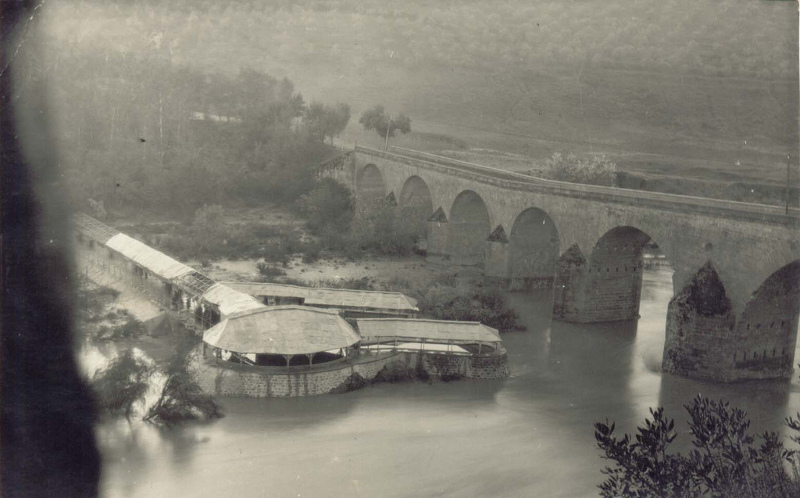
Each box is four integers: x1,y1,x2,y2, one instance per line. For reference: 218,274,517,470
95,267,800,498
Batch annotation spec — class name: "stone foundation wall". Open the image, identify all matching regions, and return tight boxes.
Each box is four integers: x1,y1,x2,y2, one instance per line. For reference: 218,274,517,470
192,349,510,398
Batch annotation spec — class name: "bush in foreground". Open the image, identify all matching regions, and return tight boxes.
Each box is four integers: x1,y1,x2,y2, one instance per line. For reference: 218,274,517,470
595,395,800,497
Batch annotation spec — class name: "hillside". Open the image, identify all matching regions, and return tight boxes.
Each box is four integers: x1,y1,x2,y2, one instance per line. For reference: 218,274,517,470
41,0,799,202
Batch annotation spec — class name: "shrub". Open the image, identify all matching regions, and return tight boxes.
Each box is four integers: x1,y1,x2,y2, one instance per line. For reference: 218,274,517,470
314,277,373,290
543,153,617,187
296,178,353,234
256,262,287,279
372,364,415,383
330,372,368,393
92,350,154,421
416,280,522,332
301,241,322,263
94,316,148,341
350,200,419,256
145,338,223,426
595,396,800,498
191,204,226,250
261,243,292,266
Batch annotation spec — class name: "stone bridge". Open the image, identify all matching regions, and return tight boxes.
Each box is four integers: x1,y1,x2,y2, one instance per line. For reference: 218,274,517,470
320,146,800,383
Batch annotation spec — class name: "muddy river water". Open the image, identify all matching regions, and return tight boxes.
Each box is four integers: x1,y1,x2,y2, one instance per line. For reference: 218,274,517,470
95,267,800,498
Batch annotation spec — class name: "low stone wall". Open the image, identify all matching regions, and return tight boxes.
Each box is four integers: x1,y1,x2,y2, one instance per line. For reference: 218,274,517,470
191,348,510,398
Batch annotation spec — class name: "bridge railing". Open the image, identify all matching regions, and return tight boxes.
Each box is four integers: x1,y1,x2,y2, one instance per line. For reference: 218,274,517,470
354,145,799,226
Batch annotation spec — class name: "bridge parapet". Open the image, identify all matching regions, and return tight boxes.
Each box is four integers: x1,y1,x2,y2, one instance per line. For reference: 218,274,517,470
354,146,799,227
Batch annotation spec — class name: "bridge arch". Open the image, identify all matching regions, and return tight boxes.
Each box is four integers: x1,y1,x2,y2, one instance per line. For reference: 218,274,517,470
356,164,387,207
732,260,800,378
399,176,434,239
447,190,491,268
508,207,560,290
554,225,673,323
587,226,671,322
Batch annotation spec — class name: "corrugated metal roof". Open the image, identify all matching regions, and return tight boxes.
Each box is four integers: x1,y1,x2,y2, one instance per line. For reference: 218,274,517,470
73,213,120,243
356,318,501,343
222,282,419,312
200,283,266,317
203,305,361,355
105,233,195,281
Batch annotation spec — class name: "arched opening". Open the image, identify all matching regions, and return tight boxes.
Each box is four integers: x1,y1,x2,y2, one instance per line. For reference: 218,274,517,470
447,190,490,268
586,226,671,323
356,164,386,208
399,176,433,241
732,260,800,379
554,226,673,324
508,208,560,290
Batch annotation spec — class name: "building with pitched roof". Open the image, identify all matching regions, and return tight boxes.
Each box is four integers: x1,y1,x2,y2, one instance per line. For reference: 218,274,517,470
222,281,419,318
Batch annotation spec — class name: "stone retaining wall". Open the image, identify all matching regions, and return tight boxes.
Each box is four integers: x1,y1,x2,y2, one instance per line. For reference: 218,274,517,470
192,348,510,398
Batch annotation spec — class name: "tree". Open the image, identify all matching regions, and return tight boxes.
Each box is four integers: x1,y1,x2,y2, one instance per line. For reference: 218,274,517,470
594,396,800,497
358,104,411,149
296,178,354,233
92,350,155,422
191,204,226,253
304,101,327,143
325,102,351,145
304,101,351,145
145,338,223,426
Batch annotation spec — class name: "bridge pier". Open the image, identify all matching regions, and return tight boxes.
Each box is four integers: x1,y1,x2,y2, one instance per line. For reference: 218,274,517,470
664,261,800,381
484,226,510,288
426,208,450,265
552,239,646,323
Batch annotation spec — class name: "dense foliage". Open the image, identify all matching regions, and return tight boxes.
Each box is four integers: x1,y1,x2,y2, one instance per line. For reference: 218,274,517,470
541,153,617,187
595,396,800,497
414,278,522,333
145,339,223,426
296,178,354,234
298,180,420,258
348,200,419,256
92,350,154,421
359,105,412,143
305,101,351,145
39,41,338,219
91,339,222,425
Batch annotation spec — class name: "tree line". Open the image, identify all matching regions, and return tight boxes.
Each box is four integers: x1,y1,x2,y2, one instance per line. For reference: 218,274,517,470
42,43,352,219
